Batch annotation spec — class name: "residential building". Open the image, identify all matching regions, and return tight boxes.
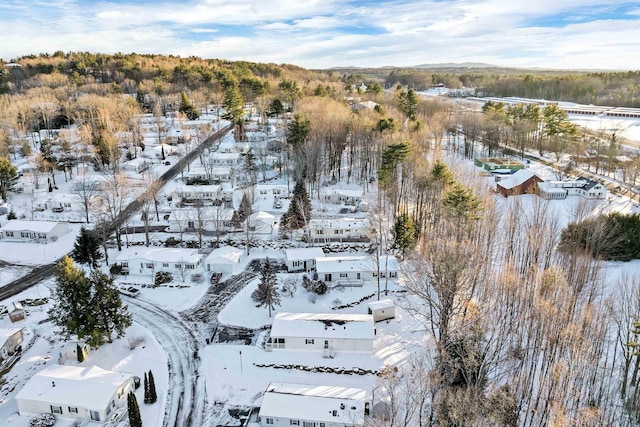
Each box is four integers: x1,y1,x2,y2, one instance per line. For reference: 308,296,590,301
259,382,366,427
314,255,399,287
308,218,370,242
496,170,543,197
15,364,134,424
0,328,23,362
537,177,607,200
204,246,244,274
284,247,325,272
266,312,374,355
113,247,205,276
0,220,70,243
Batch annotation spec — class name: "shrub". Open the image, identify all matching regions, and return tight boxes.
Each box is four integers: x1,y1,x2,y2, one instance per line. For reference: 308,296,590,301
127,336,145,350
109,264,124,275
191,273,204,283
314,281,328,295
155,271,172,286
164,237,180,247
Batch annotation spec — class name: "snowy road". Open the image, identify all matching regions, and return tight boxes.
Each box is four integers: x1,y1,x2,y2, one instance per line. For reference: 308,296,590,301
124,296,206,427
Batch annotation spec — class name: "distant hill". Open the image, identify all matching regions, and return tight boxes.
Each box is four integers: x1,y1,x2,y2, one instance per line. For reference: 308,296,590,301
412,62,497,69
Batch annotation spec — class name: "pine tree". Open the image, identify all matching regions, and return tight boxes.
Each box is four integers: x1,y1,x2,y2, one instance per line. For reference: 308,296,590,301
89,269,132,346
48,256,93,340
251,258,281,317
76,343,84,362
127,391,142,427
392,213,416,258
148,370,157,404
72,227,103,268
143,372,150,404
0,156,19,201
285,181,311,230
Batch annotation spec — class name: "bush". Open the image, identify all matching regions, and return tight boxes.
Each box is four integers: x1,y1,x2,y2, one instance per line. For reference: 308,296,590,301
314,281,328,295
155,271,173,286
109,264,124,275
164,237,180,247
127,336,145,350
191,273,204,283
7,211,17,220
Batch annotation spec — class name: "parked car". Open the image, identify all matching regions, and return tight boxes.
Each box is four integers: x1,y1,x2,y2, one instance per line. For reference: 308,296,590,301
274,199,282,209
51,206,64,213
119,286,140,297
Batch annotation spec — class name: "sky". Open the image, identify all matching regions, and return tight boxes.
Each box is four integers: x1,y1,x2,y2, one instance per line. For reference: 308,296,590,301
1,0,640,70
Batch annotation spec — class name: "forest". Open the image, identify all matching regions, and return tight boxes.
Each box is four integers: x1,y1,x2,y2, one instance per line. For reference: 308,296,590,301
2,52,640,426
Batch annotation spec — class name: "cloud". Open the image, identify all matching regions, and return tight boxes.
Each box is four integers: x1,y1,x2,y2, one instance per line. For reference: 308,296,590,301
0,0,639,70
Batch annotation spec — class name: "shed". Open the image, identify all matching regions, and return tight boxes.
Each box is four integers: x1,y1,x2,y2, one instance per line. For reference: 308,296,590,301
0,328,23,360
367,299,396,322
9,302,25,322
496,170,543,197
205,246,244,274
60,341,91,364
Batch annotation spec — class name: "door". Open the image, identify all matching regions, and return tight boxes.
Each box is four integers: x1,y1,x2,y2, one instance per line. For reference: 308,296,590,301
90,410,100,421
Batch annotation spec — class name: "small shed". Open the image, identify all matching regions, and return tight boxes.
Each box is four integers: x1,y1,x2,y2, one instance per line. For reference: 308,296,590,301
367,299,396,322
9,302,25,322
61,341,91,364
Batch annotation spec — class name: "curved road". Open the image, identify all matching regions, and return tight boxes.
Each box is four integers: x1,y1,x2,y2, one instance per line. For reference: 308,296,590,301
124,296,206,427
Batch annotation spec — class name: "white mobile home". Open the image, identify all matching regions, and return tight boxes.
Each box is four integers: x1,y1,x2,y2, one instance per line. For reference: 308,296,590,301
284,247,325,272
113,247,205,276
255,183,290,199
168,207,234,233
172,184,222,203
210,152,241,167
248,211,277,236
308,218,370,242
259,382,366,427
266,312,374,355
314,255,399,287
0,220,70,243
15,364,134,424
322,189,363,205
50,193,84,213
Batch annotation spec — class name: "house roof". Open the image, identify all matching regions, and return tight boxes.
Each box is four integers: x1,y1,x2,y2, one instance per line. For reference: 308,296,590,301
0,328,22,342
308,218,370,229
115,247,203,264
285,247,325,261
496,170,541,190
15,365,133,411
205,246,243,264
259,382,365,425
367,299,395,311
0,220,65,233
250,211,276,223
270,312,374,340
315,255,398,274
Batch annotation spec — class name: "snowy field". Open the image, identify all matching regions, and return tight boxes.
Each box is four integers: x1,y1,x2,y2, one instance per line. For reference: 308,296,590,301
569,114,640,147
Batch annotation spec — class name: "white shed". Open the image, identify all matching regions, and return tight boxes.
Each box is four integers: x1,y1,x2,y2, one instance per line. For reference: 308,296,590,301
15,364,134,424
367,299,396,322
259,382,366,427
205,246,244,274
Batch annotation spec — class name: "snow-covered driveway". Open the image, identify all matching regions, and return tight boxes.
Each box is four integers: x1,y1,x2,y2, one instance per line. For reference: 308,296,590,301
124,296,205,427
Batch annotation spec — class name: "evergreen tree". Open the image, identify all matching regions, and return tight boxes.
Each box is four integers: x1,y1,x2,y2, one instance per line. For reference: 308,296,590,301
237,192,252,222
76,343,85,362
72,227,103,268
48,256,93,340
127,391,142,427
251,258,281,317
143,372,150,404
392,213,416,258
89,269,132,346
268,98,284,117
397,88,419,120
148,370,157,404
0,156,19,201
178,91,199,120
285,180,311,230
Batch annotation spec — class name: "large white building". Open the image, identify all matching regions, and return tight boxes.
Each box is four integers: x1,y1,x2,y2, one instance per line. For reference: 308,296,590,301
15,364,134,424
113,247,205,276
537,177,606,200
314,255,399,287
266,312,374,355
0,220,70,243
259,382,366,427
308,218,370,242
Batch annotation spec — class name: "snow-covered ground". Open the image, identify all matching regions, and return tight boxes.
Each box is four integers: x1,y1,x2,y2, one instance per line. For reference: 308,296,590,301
569,114,640,145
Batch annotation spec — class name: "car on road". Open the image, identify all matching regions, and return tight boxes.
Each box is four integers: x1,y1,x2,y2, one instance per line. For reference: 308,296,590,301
119,286,140,297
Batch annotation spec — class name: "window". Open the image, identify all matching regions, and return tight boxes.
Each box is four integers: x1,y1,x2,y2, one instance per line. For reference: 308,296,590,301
290,421,300,426
304,422,314,427
305,339,314,345
319,424,326,427
163,263,169,268
249,226,256,231
4,231,13,237
389,272,397,278
146,263,153,269
68,407,78,413
340,273,348,278
64,203,71,208
51,406,62,414
121,262,129,268
292,261,301,267
265,419,274,425
332,410,338,416
21,232,30,238
260,190,267,195
175,264,181,269
38,233,47,239
186,264,195,269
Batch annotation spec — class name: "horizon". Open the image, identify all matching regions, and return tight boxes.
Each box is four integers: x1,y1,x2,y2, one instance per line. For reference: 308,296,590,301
1,0,640,71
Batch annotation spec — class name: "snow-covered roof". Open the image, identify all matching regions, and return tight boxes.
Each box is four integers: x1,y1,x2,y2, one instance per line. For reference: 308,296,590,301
325,189,363,197
497,170,540,190
270,312,374,340
315,255,398,274
285,247,325,261
205,246,243,264
115,247,203,264
367,299,395,311
308,218,369,229
0,328,22,342
250,211,276,222
15,365,133,410
50,193,83,203
210,152,240,159
260,382,365,425
0,220,65,233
